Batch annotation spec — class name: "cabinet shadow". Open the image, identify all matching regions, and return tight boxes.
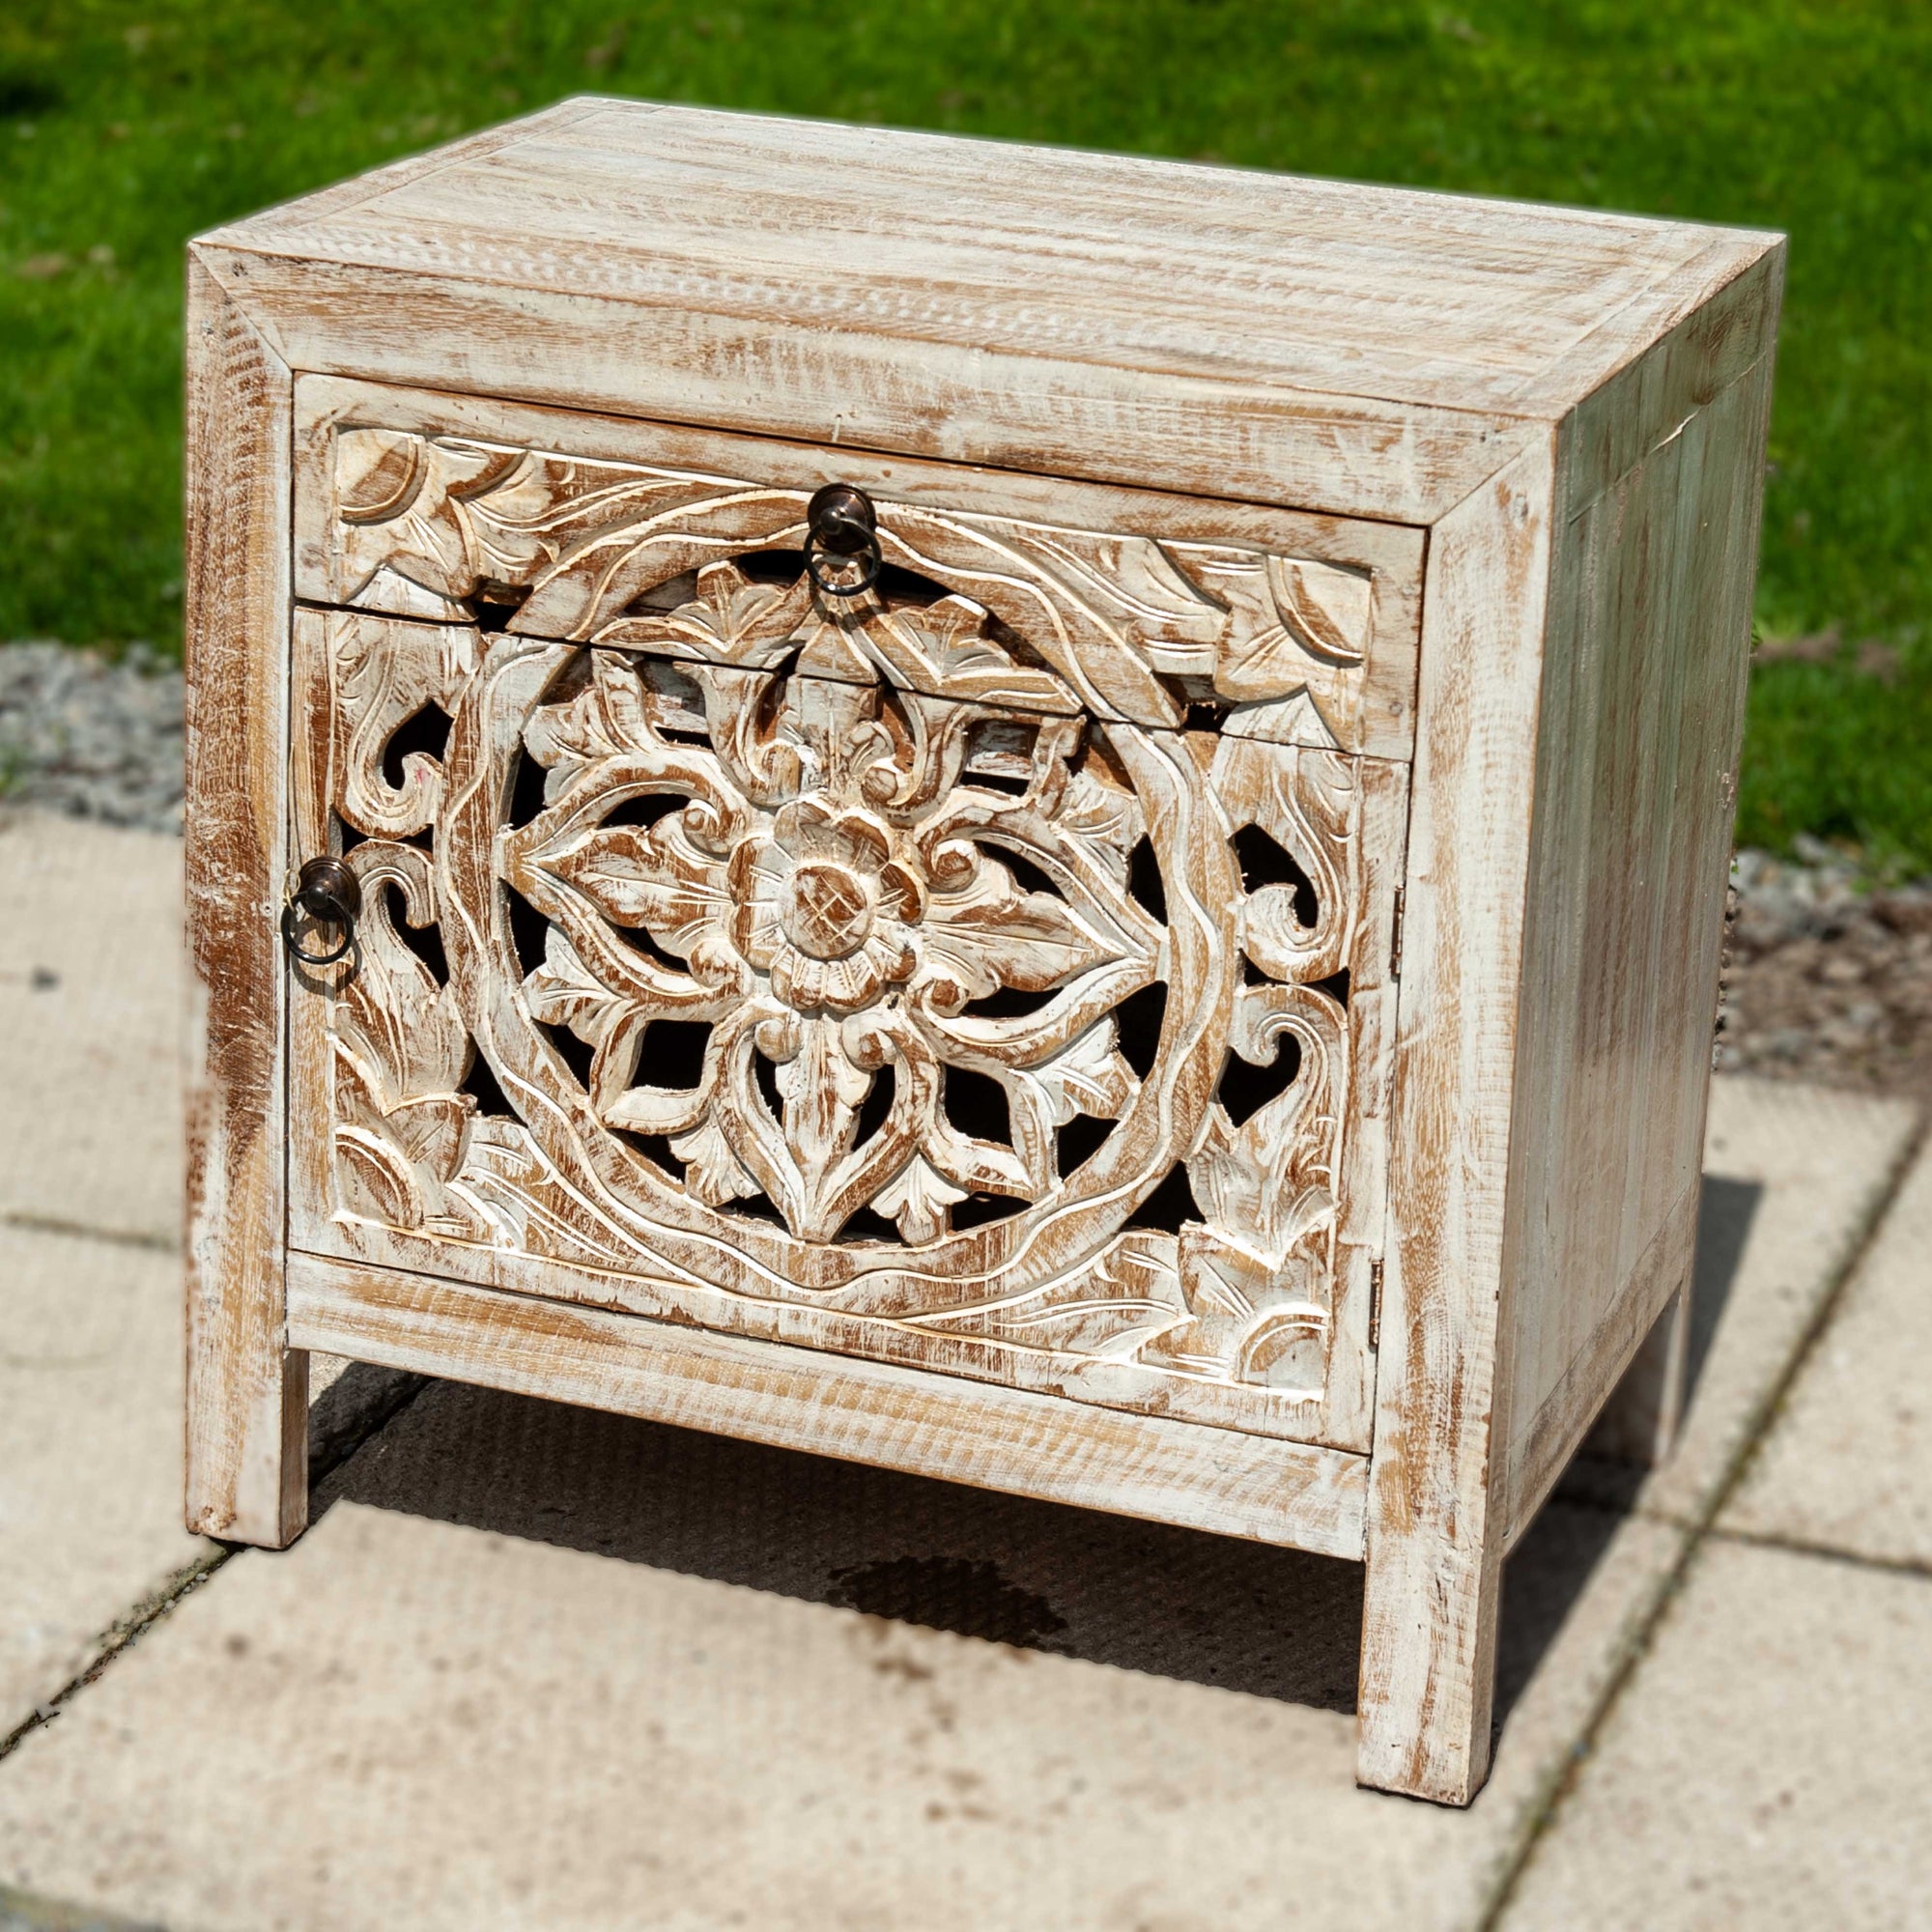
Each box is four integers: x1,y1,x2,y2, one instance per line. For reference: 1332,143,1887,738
307,1171,1762,1729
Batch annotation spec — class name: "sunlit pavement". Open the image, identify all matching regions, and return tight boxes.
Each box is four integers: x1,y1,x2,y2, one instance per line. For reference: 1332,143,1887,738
2,810,1925,1932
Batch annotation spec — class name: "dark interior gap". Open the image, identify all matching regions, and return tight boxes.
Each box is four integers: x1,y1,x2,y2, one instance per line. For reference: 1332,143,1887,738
380,702,455,791
1217,1032,1301,1128
1122,1160,1202,1234
1114,981,1167,1080
1126,838,1167,925
1233,824,1319,927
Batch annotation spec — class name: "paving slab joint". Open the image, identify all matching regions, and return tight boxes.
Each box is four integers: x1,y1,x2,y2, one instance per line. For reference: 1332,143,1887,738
1474,1100,1931,1929
0,1881,167,1932
0,1550,230,1769
0,1210,175,1256
0,1363,431,1774
1704,1521,1932,1584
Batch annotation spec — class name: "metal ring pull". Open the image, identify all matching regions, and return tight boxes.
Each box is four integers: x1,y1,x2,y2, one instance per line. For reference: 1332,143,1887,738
803,481,882,599
281,855,362,967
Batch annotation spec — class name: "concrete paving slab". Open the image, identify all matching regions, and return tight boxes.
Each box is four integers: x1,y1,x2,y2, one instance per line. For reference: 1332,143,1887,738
1719,1135,1932,1567
0,1226,211,1732
1561,1075,1921,1526
0,1377,1686,1932
0,814,182,1247
1501,1537,1932,1929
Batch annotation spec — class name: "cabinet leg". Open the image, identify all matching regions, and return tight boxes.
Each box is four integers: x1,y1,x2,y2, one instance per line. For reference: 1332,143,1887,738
185,1250,310,1548
1590,1280,1691,1468
1356,1504,1503,1805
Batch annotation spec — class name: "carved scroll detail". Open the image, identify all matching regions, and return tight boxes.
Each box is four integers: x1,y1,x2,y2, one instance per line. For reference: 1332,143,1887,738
323,426,1379,749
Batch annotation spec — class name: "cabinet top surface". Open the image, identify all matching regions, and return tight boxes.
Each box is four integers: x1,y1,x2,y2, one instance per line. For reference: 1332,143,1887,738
205,98,1779,423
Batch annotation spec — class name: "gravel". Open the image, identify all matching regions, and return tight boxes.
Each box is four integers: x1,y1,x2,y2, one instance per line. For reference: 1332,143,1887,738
0,641,184,835
2,640,1925,1096
1718,839,1932,1100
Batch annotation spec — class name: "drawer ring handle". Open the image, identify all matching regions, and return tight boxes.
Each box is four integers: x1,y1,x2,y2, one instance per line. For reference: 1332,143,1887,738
804,481,882,599
281,856,362,968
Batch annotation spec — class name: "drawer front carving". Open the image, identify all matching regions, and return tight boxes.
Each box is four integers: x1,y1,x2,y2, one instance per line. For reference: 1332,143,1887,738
294,379,1423,762
288,398,1411,1454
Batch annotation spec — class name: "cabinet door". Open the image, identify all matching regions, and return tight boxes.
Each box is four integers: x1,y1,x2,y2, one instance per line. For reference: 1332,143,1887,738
285,382,1414,1453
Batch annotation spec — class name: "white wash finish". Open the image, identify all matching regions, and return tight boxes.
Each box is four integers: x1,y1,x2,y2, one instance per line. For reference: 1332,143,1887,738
184,99,1782,1805
183,257,308,1546
285,1255,1371,1560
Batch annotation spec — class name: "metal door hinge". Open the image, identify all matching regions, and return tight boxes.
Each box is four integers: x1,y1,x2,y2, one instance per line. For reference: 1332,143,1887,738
1369,1259,1384,1350
1389,889,1406,979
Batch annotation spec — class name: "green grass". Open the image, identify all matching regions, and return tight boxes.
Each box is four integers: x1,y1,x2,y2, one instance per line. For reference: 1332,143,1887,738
2,1,1928,865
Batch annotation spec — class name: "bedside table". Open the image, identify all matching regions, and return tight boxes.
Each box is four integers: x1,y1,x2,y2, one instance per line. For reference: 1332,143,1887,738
183,99,1781,1804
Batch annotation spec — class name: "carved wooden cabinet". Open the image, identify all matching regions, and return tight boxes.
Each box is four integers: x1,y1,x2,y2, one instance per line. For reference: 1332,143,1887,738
184,100,1782,1804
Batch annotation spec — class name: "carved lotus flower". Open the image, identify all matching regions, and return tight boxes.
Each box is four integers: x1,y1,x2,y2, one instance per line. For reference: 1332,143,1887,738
730,800,922,1015
501,639,1160,1244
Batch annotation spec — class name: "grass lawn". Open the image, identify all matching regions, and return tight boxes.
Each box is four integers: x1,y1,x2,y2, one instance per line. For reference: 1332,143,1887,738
2,1,1927,866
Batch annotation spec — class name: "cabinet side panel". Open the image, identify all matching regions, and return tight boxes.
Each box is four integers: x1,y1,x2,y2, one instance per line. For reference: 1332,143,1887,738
183,254,307,1544
1501,331,1777,1535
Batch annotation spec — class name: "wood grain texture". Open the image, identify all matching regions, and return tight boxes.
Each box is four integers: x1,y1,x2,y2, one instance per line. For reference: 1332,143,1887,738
1555,243,1784,519
1587,1281,1691,1472
183,250,307,1546
185,112,1784,1803
1356,438,1558,1805
284,1251,1371,1560
210,100,1760,418
290,376,1425,758
1502,1179,1700,1546
208,242,1522,526
1500,303,1781,1544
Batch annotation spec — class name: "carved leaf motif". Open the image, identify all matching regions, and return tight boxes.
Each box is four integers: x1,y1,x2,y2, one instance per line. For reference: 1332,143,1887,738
1236,750,1356,985
669,1110,762,1207
1053,762,1148,881
327,843,475,1232
871,1154,967,1245
326,428,1378,748
523,927,679,1122
540,821,724,952
524,927,631,1045
1189,986,1341,1257
998,1021,1135,1191
522,648,656,777
598,559,812,667
717,1008,943,1242
1267,555,1373,667
336,428,428,525
810,593,1078,716
1134,1223,1331,1393
331,431,526,613
330,613,477,841
923,857,1110,1002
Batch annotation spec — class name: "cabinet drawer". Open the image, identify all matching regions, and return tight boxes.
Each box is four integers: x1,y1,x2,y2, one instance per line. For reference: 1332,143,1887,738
285,380,1414,1455
293,378,1424,762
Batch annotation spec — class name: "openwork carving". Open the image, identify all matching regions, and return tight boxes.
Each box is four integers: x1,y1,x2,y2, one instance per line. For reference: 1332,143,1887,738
506,648,1157,1245
319,425,1381,751
294,486,1403,1446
